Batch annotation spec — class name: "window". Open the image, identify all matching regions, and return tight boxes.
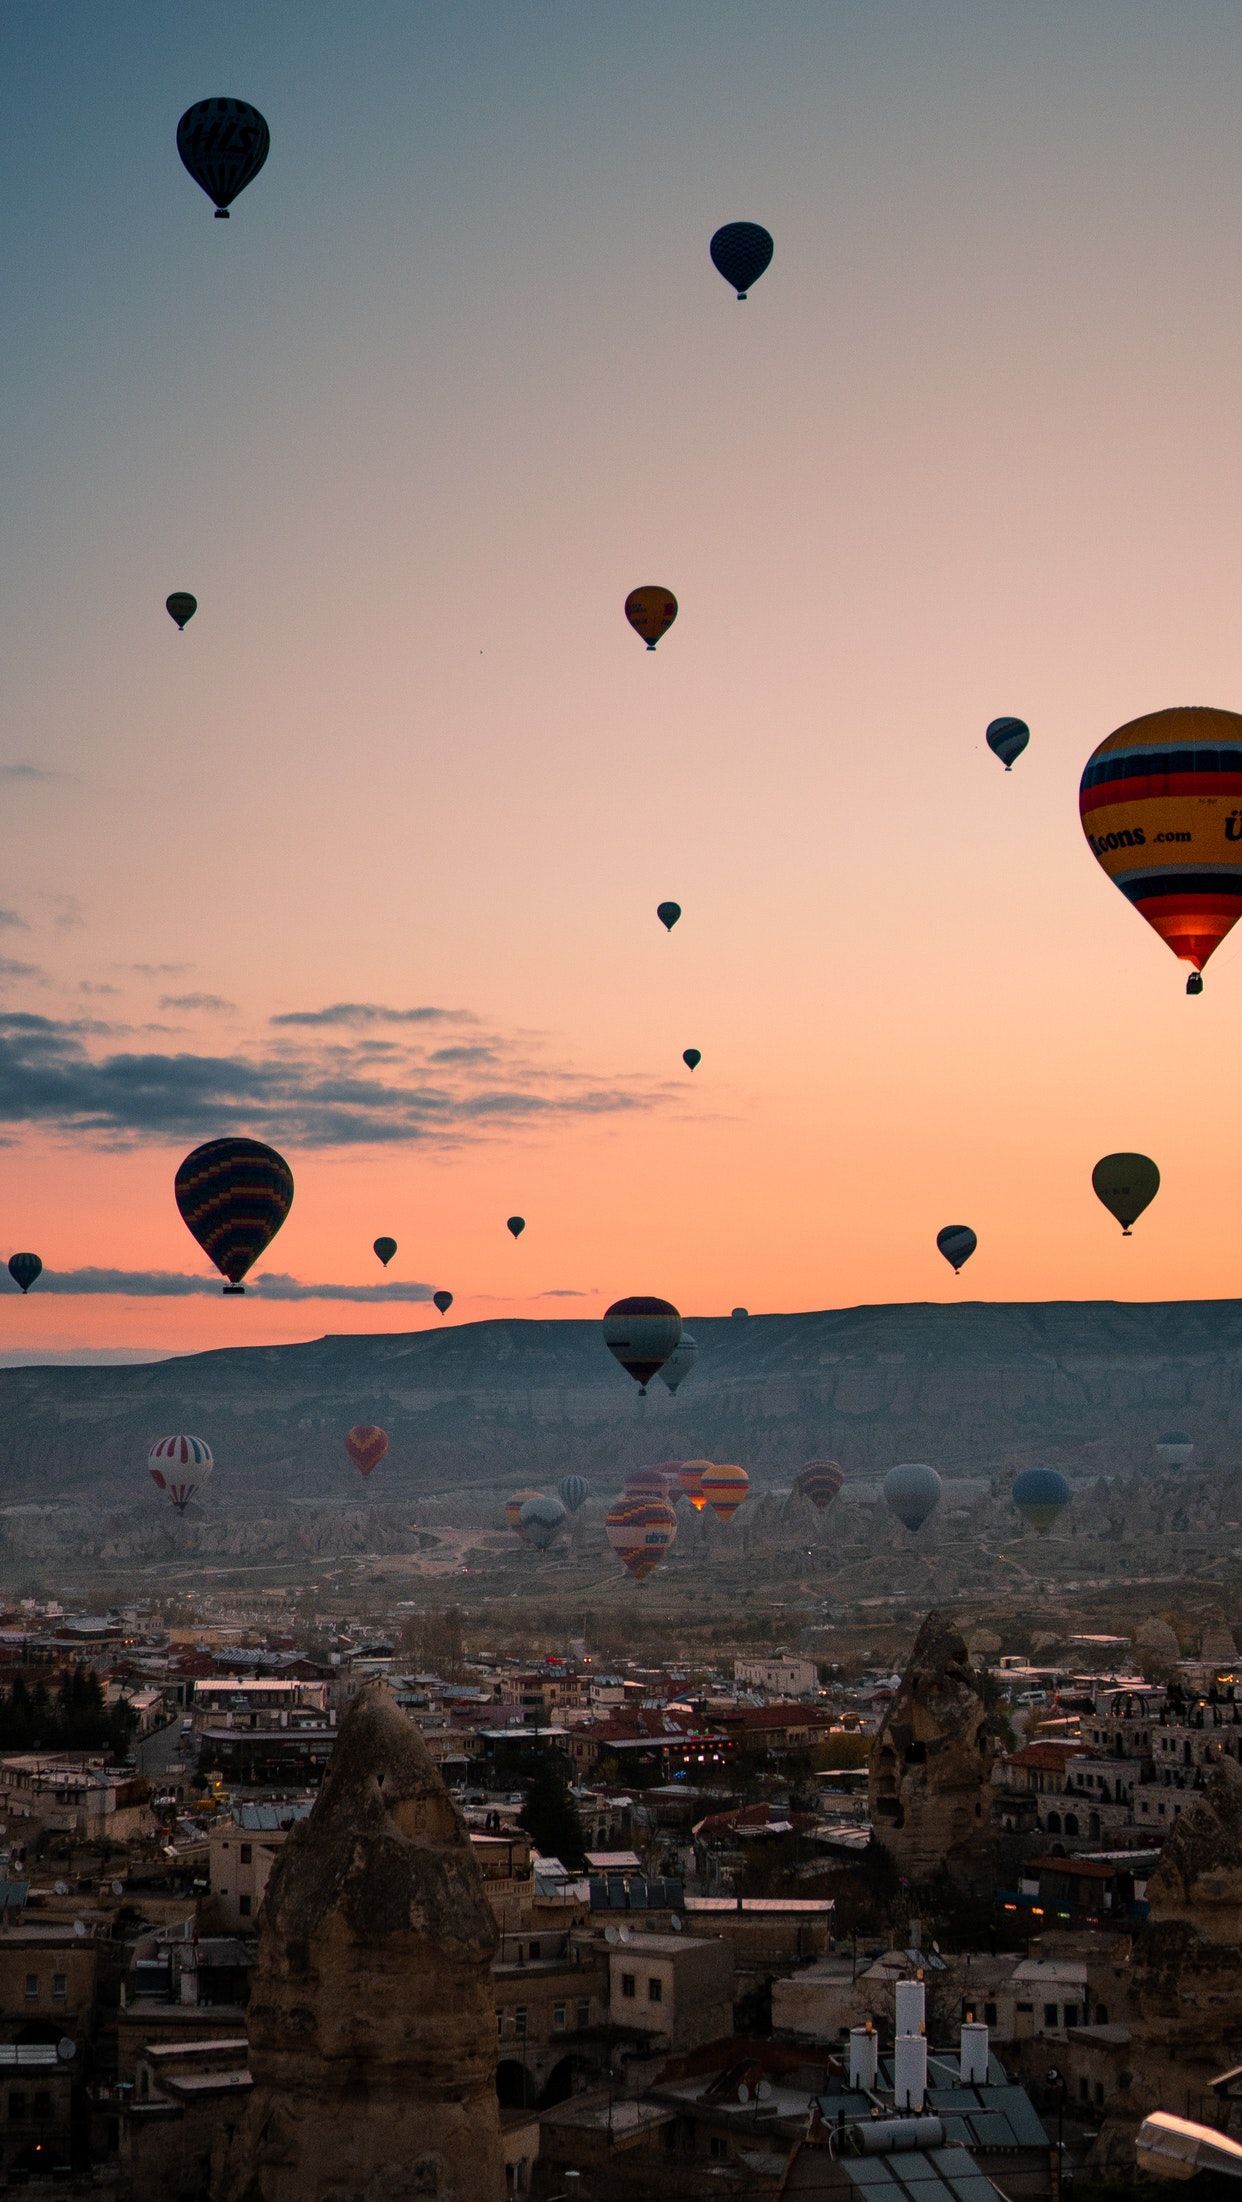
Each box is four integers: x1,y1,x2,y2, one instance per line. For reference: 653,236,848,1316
9,2093,25,2121
1095,2082,1105,2107
577,1999,590,2028
240,1844,252,1864
984,2002,998,2027
51,1973,66,2002
553,2003,566,2031
514,2007,527,2039
1045,2004,1059,2028
648,1977,663,2004
710,2135,728,2161
32,2092,50,2119
239,1894,252,1917
621,1973,636,1999
23,1974,37,2001
1064,2006,1080,2029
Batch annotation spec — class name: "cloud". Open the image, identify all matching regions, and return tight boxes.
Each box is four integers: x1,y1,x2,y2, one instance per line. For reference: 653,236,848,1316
0,763,59,783
536,1288,592,1298
271,1003,474,1029
429,1044,498,1065
18,1266,436,1302
0,911,27,930
78,982,120,997
160,993,237,1015
0,1348,173,1367
125,963,191,978
0,959,44,982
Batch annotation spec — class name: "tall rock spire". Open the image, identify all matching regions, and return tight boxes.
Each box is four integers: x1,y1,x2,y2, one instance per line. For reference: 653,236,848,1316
224,1682,504,2202
868,1609,997,1882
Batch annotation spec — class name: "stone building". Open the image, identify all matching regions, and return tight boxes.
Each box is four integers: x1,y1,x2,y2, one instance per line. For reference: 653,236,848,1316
223,1681,505,2202
869,1612,997,1882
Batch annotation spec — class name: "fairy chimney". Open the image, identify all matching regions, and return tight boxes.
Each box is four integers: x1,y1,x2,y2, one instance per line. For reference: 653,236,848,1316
869,1610,997,1882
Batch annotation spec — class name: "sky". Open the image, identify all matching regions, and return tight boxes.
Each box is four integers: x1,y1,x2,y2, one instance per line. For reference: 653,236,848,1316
3,0,1242,1361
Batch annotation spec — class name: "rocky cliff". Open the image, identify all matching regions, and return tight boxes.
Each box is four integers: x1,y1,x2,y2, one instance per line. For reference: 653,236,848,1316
869,1610,999,1881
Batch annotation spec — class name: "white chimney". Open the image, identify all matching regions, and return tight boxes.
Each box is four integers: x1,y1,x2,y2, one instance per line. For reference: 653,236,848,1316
894,2033,928,2112
960,2021,989,2085
849,2024,879,2091
895,1977,926,2039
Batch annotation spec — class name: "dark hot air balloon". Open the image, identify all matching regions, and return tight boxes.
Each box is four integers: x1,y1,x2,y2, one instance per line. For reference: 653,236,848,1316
506,1216,525,1238
505,1490,543,1534
625,586,678,650
166,593,197,632
796,1459,844,1510
559,1473,589,1513
7,1253,42,1295
682,1048,701,1071
1156,1430,1194,1468
710,221,774,299
657,901,682,932
148,1434,213,1514
883,1461,941,1532
373,1236,397,1267
177,98,270,218
1012,1465,1070,1534
1079,706,1242,992
936,1225,977,1275
174,1138,293,1293
345,1425,388,1478
986,717,1029,770
1092,1153,1159,1236
660,1333,696,1395
433,1290,453,1315
520,1494,567,1551
602,1296,682,1396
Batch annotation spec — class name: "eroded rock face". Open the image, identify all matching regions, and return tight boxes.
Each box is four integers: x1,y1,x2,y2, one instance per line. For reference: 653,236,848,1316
868,1610,997,1881
224,1683,504,2202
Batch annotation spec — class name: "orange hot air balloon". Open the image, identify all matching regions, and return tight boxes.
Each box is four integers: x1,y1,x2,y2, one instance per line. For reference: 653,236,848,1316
606,1493,677,1581
505,1489,543,1535
677,1458,713,1511
345,1425,388,1478
702,1461,749,1522
625,585,678,651
1079,706,1242,990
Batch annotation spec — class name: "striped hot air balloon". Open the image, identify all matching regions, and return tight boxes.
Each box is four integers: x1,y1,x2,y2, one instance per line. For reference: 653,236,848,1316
1079,706,1242,991
701,1461,749,1523
602,1297,682,1396
7,1253,42,1295
606,1494,677,1582
796,1460,844,1511
677,1459,713,1511
936,1225,977,1275
624,586,678,651
176,97,270,218
174,1137,294,1293
148,1435,213,1513
505,1490,544,1535
559,1473,590,1513
986,717,1029,770
345,1425,388,1478
520,1495,567,1551
626,1466,674,1500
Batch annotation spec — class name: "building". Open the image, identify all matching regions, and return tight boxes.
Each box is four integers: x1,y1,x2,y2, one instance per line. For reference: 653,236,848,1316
608,1931,734,2054
734,1657,819,1698
207,1801,314,1931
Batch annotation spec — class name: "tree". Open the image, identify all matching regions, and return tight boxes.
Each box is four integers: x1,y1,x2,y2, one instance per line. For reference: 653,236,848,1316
517,1755,586,1870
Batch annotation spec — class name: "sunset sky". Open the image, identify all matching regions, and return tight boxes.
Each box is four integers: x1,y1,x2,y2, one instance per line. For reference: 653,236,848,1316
4,1,1242,1361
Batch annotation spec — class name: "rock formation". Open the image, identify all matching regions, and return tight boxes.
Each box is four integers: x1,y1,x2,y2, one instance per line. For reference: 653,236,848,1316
869,1610,998,1882
224,1682,504,2202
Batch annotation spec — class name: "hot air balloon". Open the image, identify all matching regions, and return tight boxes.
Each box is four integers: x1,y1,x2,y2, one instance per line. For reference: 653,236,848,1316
373,1236,397,1267
602,1296,682,1396
701,1461,749,1523
1012,1465,1070,1534
1156,1431,1195,1468
936,1225,977,1275
986,717,1029,771
682,1049,701,1072
731,1307,750,1320
657,901,682,932
606,1494,677,1581
177,98,270,218
520,1494,567,1551
1092,1153,1159,1236
7,1254,42,1295
626,1466,674,1500
625,586,678,651
345,1425,388,1478
166,592,197,632
1079,706,1242,992
796,1460,844,1510
660,1333,697,1395
174,1137,293,1292
433,1290,453,1315
506,1216,525,1239
505,1490,543,1534
883,1461,942,1533
559,1473,589,1513
709,221,774,299
678,1459,712,1511
148,1434,213,1514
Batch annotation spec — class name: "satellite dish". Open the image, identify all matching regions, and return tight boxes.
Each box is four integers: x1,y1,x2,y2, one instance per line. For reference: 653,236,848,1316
617,1927,630,1943
737,2083,751,2104
111,1879,124,1896
604,1926,619,1945
73,1920,87,1939
757,2080,774,2102
53,1881,68,1897
670,1914,683,1932
56,2039,76,2064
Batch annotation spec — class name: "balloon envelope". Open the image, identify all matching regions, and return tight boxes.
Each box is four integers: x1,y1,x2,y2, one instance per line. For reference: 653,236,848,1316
177,97,270,216
657,901,682,932
1079,706,1242,984
936,1225,977,1275
625,586,678,650
602,1296,682,1395
606,1493,677,1581
731,1307,750,1319
433,1290,453,1315
505,1489,543,1534
559,1473,590,1513
174,1138,293,1292
1156,1431,1194,1468
701,1461,749,1522
883,1461,942,1532
506,1216,525,1238
148,1434,213,1513
1012,1465,1070,1533
796,1460,844,1510
520,1494,567,1551
1092,1153,1159,1235
682,1049,701,1071
373,1236,397,1267
678,1459,712,1511
166,592,197,631
7,1253,42,1295
345,1425,388,1478
660,1333,697,1395
986,716,1029,770
709,220,774,298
